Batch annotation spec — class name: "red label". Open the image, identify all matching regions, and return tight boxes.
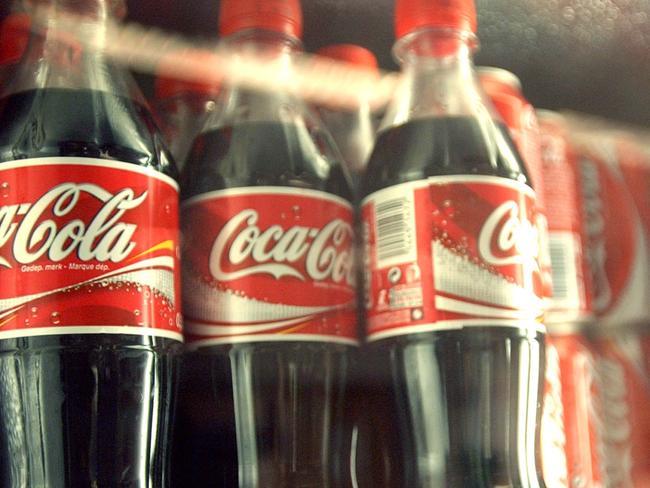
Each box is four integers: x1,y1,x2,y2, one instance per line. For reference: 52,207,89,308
362,176,544,340
553,333,604,488
594,334,650,488
0,158,182,341
573,139,650,325
517,106,555,303
620,141,650,237
181,187,356,346
538,116,591,322
642,331,650,386
487,90,554,301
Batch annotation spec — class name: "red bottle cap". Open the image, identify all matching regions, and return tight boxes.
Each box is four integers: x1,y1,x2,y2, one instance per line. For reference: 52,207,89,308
0,13,31,66
395,0,477,39
219,0,303,39
316,44,379,71
155,76,220,100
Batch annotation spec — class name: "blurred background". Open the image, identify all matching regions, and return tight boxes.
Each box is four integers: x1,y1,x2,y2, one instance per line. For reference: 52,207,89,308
2,0,647,126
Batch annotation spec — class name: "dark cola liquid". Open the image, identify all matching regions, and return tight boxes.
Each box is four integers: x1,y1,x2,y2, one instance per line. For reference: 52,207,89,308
175,122,353,488
0,88,178,487
362,117,546,487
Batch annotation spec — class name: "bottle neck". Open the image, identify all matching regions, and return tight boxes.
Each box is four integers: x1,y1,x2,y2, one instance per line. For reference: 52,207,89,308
27,0,125,18
222,29,301,59
204,29,305,130
222,29,301,89
381,28,486,132
37,0,119,52
3,0,139,99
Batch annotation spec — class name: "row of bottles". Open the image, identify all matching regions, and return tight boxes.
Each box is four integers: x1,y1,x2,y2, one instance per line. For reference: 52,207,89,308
2,0,649,486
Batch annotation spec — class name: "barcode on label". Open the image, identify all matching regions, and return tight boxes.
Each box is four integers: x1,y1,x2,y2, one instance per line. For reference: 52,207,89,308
548,232,581,308
373,189,417,268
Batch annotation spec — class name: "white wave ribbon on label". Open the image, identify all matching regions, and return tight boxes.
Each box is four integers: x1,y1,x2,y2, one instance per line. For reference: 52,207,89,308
183,273,352,333
0,256,175,318
186,317,320,336
433,241,544,318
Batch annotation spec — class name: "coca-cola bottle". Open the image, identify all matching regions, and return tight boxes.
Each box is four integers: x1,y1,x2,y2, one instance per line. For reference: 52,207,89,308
361,0,546,486
0,1,181,486
154,56,221,169
477,67,554,303
478,71,567,487
177,0,356,487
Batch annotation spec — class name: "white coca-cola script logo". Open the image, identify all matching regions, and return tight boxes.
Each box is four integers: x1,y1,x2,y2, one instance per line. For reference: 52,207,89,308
209,209,354,285
580,160,611,312
478,200,540,269
0,183,147,268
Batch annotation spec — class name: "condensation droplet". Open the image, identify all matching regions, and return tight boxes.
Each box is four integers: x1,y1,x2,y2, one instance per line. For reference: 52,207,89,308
50,312,61,325
24,318,30,326
0,182,9,198
562,6,575,22
442,200,452,208
134,309,141,317
164,204,172,215
30,306,38,316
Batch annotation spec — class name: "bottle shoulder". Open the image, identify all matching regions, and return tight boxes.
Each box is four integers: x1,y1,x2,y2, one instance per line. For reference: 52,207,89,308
0,88,176,178
362,116,530,198
181,120,353,202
